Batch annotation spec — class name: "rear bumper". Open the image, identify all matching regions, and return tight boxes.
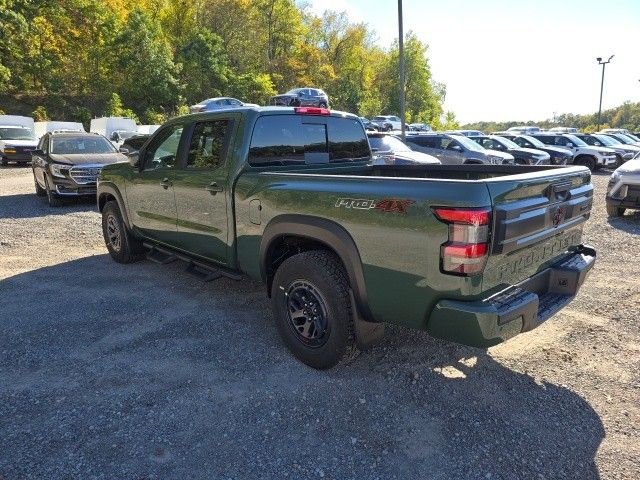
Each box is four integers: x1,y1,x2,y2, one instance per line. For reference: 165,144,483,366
426,245,596,348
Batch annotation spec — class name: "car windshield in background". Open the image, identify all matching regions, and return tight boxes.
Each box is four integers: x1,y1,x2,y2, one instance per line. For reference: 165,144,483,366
454,135,485,152
369,136,411,152
617,134,637,144
495,137,520,149
594,134,618,146
0,127,36,141
520,135,545,148
565,134,587,147
51,136,117,154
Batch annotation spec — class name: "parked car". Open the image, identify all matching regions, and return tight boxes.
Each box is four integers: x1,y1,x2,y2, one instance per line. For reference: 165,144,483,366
270,88,329,108
600,132,640,147
359,117,379,131
119,134,150,155
90,117,138,148
408,123,432,132
469,135,550,165
97,105,595,369
189,97,258,114
606,156,640,217
574,133,638,166
405,133,514,165
32,131,126,206
548,127,578,133
371,115,402,131
531,133,617,171
507,125,541,135
367,132,439,165
495,133,572,165
0,115,38,166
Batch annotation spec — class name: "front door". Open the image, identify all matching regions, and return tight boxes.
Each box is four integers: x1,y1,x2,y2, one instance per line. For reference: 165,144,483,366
171,118,235,265
126,123,185,244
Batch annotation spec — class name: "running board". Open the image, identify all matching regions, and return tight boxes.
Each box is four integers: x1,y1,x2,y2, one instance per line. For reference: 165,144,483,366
143,242,242,281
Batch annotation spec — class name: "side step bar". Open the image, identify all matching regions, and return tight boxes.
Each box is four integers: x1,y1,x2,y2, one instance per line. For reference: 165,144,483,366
143,243,242,282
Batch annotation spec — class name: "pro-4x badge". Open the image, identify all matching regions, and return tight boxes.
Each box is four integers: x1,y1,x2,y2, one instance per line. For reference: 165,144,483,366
335,198,415,214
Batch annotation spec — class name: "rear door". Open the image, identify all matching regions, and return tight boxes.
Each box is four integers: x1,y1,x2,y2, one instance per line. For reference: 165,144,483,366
171,116,236,265
482,167,593,290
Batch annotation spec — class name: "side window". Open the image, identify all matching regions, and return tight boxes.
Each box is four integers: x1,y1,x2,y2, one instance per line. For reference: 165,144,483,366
327,117,370,161
440,137,454,150
185,120,232,169
249,116,304,166
143,125,184,170
447,141,463,152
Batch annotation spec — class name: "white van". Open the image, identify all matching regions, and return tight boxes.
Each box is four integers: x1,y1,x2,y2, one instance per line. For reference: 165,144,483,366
0,115,38,166
34,121,85,140
90,117,138,147
137,124,160,135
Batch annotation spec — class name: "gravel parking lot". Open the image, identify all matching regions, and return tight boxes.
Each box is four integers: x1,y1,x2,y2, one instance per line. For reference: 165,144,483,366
0,166,638,479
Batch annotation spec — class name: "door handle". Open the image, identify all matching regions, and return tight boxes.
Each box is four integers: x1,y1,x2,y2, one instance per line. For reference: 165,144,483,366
206,182,223,195
160,178,172,189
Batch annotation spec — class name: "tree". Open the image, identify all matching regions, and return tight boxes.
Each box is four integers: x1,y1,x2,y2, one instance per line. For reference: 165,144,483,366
32,105,49,121
104,93,139,122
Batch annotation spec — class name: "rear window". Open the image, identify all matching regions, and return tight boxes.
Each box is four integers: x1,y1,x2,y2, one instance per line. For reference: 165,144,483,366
248,115,370,166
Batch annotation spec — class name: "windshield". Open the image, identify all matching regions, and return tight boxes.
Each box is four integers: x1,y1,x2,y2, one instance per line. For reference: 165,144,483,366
626,133,640,141
616,134,637,144
520,135,545,147
453,135,485,152
593,134,618,146
494,136,519,149
564,134,587,147
0,127,36,141
51,136,117,154
369,136,411,152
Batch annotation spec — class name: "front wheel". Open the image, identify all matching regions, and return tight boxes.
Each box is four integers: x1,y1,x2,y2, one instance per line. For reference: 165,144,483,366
101,201,145,263
271,250,357,369
606,204,625,217
34,173,46,197
44,177,63,207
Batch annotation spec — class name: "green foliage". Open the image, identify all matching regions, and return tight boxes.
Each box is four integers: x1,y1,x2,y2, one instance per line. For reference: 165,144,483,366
143,109,167,125
32,105,49,121
104,93,139,122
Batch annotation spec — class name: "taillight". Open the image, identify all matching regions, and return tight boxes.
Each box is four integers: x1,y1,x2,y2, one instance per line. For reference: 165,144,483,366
294,107,330,115
433,207,491,276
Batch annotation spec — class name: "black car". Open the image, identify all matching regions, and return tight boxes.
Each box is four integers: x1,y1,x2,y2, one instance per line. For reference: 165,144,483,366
270,88,329,108
32,131,126,206
495,133,572,165
359,117,379,131
468,135,550,165
119,134,150,155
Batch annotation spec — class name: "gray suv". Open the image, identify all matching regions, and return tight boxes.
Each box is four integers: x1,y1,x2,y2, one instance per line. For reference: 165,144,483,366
405,133,515,165
270,88,329,108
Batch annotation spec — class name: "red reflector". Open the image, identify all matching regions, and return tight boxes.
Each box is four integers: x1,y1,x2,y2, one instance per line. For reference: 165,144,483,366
443,243,487,258
434,207,490,225
294,107,330,115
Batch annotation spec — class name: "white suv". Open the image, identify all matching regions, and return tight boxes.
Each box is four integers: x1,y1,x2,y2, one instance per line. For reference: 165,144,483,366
372,115,402,131
532,133,617,171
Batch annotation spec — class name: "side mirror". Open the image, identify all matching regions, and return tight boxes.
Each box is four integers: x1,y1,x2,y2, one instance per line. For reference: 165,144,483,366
32,149,45,156
119,147,129,154
128,152,140,168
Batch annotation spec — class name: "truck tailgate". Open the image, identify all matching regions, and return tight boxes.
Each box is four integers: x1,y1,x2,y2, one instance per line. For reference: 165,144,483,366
482,166,593,290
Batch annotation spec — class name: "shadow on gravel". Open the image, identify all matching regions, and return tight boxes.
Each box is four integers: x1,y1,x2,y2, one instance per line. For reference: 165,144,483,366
0,193,97,219
0,255,604,480
606,210,640,234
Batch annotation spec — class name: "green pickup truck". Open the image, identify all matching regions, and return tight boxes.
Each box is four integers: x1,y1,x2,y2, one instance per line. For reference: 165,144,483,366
97,106,596,369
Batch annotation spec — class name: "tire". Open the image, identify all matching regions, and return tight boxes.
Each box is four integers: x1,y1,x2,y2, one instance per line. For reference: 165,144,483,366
606,204,625,217
271,250,357,369
101,200,145,264
34,172,46,197
318,101,328,108
576,156,596,171
1,157,8,166
44,177,63,207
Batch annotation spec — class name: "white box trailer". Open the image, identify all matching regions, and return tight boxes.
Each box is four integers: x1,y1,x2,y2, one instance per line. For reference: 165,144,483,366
0,115,38,165
34,121,85,140
90,117,138,146
137,124,160,135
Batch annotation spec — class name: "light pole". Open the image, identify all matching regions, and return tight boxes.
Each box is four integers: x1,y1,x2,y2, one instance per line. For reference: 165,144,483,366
398,0,406,141
596,55,614,130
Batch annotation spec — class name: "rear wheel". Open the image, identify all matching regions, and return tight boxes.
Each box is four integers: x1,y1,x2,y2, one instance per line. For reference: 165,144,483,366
318,101,328,108
271,250,357,369
101,200,145,263
1,157,8,166
606,204,625,217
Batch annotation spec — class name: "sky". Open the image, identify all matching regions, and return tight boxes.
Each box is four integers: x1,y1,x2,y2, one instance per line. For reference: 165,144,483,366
307,0,640,124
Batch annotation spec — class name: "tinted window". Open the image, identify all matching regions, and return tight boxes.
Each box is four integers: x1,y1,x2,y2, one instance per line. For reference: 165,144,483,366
407,136,440,148
186,120,231,169
143,125,184,170
249,115,369,166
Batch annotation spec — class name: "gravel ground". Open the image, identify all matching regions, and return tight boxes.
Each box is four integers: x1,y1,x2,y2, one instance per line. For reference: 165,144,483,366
0,166,638,480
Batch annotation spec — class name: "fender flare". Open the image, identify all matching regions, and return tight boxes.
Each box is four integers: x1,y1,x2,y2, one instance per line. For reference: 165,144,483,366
259,214,374,323
97,183,131,229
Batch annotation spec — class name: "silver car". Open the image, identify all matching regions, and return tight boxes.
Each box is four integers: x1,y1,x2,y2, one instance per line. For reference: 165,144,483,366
606,154,640,217
405,133,515,165
189,97,258,113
